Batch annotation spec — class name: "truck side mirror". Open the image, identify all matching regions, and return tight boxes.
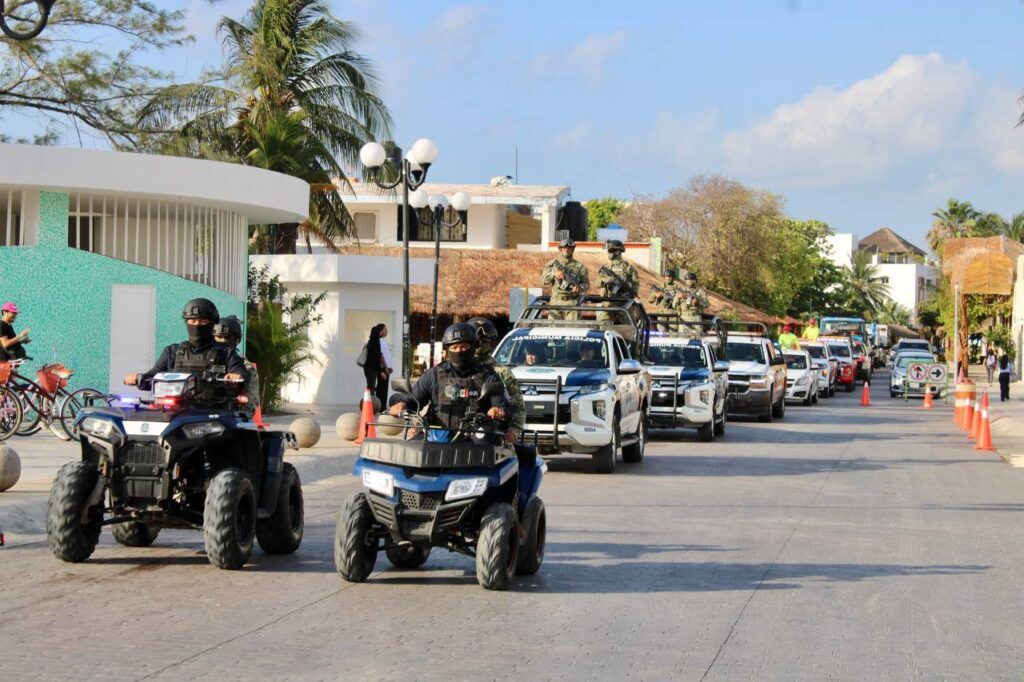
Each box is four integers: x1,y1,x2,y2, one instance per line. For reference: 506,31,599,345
618,359,642,374
713,360,730,372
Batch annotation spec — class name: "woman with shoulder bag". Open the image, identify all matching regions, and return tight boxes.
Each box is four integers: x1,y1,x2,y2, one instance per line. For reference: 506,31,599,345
998,352,1014,402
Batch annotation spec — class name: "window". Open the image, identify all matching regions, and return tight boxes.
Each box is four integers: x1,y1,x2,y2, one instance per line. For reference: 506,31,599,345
0,190,24,246
878,276,890,284
353,212,377,241
397,206,468,242
614,338,629,363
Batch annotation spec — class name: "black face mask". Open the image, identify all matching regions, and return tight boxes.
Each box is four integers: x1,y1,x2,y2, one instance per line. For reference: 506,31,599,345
449,349,474,372
187,323,213,346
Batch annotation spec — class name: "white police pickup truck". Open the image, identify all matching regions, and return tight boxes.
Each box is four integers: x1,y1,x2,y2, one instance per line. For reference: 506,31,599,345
646,334,729,441
493,327,650,474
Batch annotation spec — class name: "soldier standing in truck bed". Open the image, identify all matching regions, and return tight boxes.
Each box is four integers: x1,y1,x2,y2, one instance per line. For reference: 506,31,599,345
674,270,709,337
649,267,680,332
542,238,589,320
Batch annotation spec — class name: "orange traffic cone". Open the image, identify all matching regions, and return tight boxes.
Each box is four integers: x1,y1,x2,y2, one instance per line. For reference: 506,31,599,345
353,388,377,445
860,379,871,406
960,393,974,431
968,397,981,440
253,405,266,429
975,393,995,451
922,388,934,409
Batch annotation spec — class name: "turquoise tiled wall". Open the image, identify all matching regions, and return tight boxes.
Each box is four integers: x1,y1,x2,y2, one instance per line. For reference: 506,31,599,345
0,191,244,391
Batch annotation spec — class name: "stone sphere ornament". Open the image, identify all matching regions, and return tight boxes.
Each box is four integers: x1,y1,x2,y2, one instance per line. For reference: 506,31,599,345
0,445,22,492
359,395,382,414
289,417,321,448
336,413,361,441
376,413,404,437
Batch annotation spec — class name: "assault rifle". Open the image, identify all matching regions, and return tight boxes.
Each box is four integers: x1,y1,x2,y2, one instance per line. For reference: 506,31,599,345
552,259,584,294
651,284,672,301
599,266,632,298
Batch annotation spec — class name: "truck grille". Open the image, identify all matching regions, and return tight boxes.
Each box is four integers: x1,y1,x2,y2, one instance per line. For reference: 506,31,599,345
525,402,571,423
728,377,750,395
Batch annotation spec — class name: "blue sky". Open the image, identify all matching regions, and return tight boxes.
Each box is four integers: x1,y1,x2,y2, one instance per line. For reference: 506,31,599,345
18,1,1024,248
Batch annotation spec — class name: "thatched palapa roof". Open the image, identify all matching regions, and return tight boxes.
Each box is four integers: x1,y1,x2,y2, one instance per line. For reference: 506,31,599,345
858,227,926,256
338,246,792,324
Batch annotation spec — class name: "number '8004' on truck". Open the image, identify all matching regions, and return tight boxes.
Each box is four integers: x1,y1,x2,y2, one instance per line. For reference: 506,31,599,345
493,296,651,474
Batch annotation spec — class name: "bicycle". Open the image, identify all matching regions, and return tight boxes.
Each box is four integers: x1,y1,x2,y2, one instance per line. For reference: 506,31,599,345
0,362,24,441
7,358,101,441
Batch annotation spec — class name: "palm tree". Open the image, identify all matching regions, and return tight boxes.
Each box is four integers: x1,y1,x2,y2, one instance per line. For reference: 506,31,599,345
139,0,390,252
1000,212,1024,243
974,212,1008,237
875,298,911,326
845,250,892,319
928,199,979,256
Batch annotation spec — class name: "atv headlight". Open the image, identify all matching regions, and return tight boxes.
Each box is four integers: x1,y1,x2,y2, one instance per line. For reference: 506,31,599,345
153,380,186,398
81,416,115,440
576,383,609,395
182,421,225,439
445,477,488,501
362,469,395,497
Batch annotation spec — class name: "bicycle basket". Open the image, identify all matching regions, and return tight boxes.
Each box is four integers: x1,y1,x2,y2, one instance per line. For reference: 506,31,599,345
0,362,9,385
37,364,71,393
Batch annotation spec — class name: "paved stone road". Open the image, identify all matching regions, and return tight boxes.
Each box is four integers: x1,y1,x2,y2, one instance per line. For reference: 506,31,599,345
3,379,1024,680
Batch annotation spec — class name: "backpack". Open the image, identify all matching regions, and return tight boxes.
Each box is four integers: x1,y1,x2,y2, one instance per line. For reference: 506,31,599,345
356,343,369,368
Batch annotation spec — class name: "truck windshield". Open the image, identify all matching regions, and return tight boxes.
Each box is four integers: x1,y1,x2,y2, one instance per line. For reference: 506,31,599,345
803,346,826,359
784,355,808,369
649,344,706,368
826,343,851,358
494,337,608,368
724,342,767,364
821,318,866,337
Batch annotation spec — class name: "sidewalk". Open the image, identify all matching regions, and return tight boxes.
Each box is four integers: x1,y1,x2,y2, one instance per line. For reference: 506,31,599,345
983,378,1024,467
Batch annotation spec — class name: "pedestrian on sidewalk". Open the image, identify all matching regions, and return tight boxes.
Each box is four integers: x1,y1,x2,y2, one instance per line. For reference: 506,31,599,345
0,302,30,362
998,352,1014,402
985,347,997,384
357,324,391,406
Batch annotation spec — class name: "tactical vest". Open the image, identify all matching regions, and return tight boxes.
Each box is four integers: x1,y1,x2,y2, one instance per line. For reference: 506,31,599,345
172,343,230,373
434,363,488,430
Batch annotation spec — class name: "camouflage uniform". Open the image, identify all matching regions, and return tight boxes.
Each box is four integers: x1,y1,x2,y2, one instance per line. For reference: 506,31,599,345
673,280,709,337
478,348,525,440
649,278,680,332
542,255,589,320
598,252,639,321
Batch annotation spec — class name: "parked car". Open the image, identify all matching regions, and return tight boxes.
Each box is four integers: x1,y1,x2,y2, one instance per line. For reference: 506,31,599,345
890,352,941,398
783,350,819,405
800,341,838,398
893,339,932,356
822,337,857,392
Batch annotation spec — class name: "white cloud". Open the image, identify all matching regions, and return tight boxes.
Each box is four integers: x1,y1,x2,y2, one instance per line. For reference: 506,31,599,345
551,121,594,151
533,30,630,87
723,54,977,187
426,5,489,47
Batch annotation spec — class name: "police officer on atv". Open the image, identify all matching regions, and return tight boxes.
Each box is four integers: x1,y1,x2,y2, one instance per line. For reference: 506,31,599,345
389,322,511,440
213,315,260,413
124,298,247,389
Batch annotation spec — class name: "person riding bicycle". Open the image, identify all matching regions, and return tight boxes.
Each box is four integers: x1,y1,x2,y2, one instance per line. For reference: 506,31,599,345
124,298,246,392
389,323,511,442
0,302,30,362
212,315,259,413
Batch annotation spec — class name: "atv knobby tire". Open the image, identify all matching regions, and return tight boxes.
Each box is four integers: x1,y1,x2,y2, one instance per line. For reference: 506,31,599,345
112,521,160,547
335,493,378,582
385,544,431,569
256,463,304,554
203,468,257,570
476,502,518,590
46,462,103,563
515,497,546,576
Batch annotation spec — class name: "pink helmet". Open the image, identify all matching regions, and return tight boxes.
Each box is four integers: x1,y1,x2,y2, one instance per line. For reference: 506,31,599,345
0,302,18,314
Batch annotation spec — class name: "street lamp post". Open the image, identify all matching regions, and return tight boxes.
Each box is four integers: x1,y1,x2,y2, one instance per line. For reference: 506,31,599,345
424,191,471,364
359,138,439,378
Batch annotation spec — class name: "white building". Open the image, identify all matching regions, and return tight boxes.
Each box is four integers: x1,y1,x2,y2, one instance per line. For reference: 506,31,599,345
823,228,937,320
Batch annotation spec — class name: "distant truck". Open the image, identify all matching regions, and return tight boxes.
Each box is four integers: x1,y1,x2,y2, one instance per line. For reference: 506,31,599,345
646,331,730,442
495,296,652,474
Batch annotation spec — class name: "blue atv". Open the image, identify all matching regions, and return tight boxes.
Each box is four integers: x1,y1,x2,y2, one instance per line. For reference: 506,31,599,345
334,381,546,590
46,371,303,570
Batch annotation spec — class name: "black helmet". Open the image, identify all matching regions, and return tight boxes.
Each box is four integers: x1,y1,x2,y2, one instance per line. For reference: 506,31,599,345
467,317,498,345
442,322,478,348
213,315,242,344
683,270,698,283
182,298,220,323
606,239,625,254
663,267,677,281
558,238,576,249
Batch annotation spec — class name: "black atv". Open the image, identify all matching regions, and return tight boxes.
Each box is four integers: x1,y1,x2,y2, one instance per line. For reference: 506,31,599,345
46,371,303,570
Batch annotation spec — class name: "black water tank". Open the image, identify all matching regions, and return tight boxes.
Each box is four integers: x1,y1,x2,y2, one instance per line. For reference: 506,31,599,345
558,201,589,242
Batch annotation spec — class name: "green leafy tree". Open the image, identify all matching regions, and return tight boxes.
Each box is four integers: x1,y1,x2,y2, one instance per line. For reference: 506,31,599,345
843,250,892,320
246,264,325,411
875,298,912,326
1,1,189,148
139,0,391,252
999,212,1024,243
583,197,626,241
928,199,979,256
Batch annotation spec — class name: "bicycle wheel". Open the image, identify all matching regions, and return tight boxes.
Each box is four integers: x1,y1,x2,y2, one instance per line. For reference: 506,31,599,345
16,389,45,436
0,386,23,441
59,388,103,441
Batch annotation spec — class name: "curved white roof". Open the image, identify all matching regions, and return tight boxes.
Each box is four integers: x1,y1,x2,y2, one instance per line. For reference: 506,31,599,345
0,143,308,224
